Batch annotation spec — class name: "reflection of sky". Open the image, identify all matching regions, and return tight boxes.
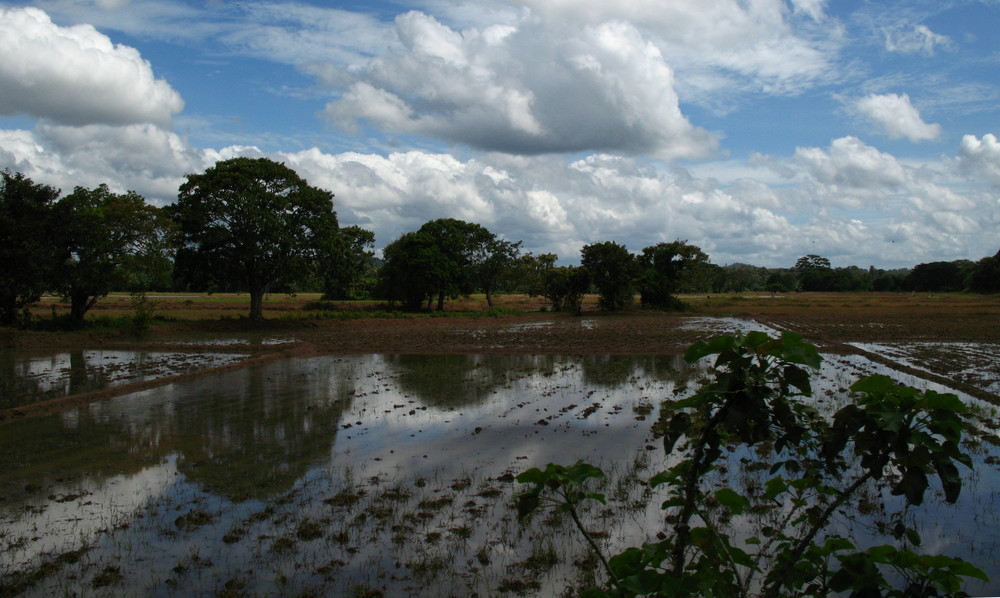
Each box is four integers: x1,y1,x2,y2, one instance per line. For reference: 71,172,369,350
2,350,999,595
0,455,181,570
0,350,246,406
329,356,679,483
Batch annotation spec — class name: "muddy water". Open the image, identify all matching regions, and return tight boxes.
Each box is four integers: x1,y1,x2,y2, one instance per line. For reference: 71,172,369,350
1,352,999,596
0,354,698,595
0,350,247,410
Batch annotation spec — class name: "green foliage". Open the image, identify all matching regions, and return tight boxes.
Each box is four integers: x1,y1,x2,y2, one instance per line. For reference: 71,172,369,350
376,219,518,310
129,291,158,336
793,254,859,292
968,249,1000,293
637,240,708,309
905,261,969,293
517,332,985,597
54,184,168,323
171,157,338,319
476,236,522,307
509,252,557,296
0,170,61,327
376,231,448,310
541,265,590,315
581,241,637,311
794,254,831,271
321,225,376,300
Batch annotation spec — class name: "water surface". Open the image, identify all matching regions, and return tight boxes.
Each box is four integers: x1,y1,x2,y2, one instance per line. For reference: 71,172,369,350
1,351,997,596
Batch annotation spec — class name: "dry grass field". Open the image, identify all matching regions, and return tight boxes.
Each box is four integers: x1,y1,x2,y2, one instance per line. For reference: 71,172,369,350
14,290,1000,350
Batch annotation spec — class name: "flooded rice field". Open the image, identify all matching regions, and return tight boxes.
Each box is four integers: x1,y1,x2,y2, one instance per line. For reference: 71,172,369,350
1,319,1000,596
0,350,247,410
850,342,1000,396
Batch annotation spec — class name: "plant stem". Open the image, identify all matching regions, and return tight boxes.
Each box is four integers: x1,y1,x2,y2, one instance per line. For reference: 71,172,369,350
566,503,622,593
760,473,874,598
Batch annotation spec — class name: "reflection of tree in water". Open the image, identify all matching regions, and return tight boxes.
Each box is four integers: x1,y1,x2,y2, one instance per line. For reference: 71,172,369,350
67,350,96,396
580,355,640,388
387,354,559,409
175,358,356,501
0,357,360,503
0,350,116,409
580,354,697,390
0,351,41,409
0,405,165,495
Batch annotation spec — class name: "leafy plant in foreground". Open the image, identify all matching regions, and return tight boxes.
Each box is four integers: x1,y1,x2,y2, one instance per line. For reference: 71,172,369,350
516,332,987,597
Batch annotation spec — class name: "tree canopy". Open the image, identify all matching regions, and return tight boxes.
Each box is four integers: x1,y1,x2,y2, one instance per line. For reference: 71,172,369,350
581,241,636,311
541,265,590,315
377,218,516,310
968,250,1000,293
637,240,709,309
905,260,969,293
0,170,61,326
171,157,338,319
54,184,168,323
376,231,444,310
321,225,376,300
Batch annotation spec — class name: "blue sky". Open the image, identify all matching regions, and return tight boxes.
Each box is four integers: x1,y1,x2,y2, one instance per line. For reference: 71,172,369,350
1,0,998,268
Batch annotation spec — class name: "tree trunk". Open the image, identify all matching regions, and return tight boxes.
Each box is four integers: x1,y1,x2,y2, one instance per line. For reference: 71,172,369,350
249,287,265,319
70,290,95,324
485,287,494,307
437,291,445,311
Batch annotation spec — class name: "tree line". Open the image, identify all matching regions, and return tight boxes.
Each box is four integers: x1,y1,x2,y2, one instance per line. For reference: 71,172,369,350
2,158,998,326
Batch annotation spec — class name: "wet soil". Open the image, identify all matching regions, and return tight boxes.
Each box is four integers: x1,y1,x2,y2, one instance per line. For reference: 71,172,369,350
3,292,998,422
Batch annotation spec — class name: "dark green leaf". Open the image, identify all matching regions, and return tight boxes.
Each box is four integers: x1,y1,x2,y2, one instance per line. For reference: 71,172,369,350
714,488,749,515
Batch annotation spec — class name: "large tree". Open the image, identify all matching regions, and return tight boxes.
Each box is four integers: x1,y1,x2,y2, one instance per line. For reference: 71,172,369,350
637,240,709,309
475,237,522,307
905,260,967,292
377,231,448,310
171,158,338,319
541,265,590,315
513,252,558,297
321,225,376,300
378,219,511,310
0,170,62,326
793,254,848,292
581,241,636,311
417,218,495,310
54,184,167,323
968,250,1000,293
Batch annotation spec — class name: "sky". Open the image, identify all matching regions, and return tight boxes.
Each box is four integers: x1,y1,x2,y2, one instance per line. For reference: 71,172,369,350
0,0,998,269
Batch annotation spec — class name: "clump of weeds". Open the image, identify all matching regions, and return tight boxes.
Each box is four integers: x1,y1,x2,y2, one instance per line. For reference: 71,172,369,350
296,517,325,541
217,577,249,598
407,554,449,582
376,485,412,503
324,487,366,509
417,494,454,511
519,542,559,574
91,565,124,588
270,535,298,553
0,546,90,595
175,508,215,530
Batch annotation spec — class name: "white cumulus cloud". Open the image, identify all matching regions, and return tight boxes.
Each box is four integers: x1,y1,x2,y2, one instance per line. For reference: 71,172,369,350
796,136,907,188
509,0,842,101
1,125,996,269
0,7,183,128
322,12,717,160
855,93,941,142
956,134,1000,186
